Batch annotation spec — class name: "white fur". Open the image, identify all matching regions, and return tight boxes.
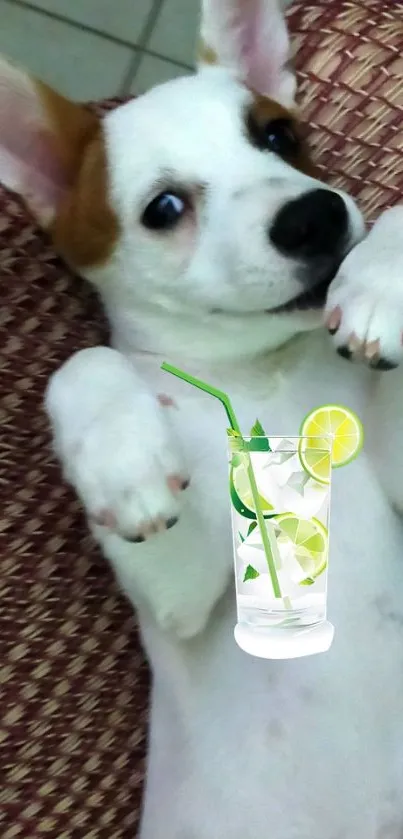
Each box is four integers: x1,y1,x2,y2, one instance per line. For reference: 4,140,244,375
4,0,403,836
327,205,403,528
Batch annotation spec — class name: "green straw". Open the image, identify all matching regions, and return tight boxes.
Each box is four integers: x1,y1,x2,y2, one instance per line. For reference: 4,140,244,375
161,362,283,599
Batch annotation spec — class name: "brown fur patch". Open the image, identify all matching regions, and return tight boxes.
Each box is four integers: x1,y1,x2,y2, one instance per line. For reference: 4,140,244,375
198,39,218,66
37,81,99,183
37,81,119,268
51,129,119,269
248,92,318,178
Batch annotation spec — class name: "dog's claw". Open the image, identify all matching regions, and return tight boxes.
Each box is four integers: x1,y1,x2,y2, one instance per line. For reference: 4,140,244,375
337,346,353,361
326,306,342,334
364,339,380,361
369,357,398,372
347,332,361,353
166,474,184,493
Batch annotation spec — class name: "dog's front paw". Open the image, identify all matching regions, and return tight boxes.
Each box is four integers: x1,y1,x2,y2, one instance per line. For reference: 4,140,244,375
66,395,190,543
325,207,403,371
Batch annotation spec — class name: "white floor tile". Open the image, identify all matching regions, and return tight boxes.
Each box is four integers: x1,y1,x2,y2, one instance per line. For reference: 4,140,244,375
0,0,135,100
24,0,155,44
148,0,199,66
131,54,192,94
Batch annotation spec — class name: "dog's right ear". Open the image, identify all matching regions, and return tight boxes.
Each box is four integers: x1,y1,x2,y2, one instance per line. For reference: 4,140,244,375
199,0,296,107
0,56,99,226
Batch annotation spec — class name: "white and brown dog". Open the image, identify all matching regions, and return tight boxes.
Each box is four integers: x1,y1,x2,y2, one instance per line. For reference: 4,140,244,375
1,1,403,837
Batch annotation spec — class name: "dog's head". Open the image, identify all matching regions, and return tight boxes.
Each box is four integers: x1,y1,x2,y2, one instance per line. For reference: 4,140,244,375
0,0,364,361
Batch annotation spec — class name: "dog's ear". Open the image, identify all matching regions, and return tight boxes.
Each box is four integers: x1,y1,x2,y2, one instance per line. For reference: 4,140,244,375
199,0,296,107
0,56,100,226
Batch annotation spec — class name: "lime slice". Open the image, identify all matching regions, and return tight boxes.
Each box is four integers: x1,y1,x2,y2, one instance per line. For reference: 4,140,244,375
298,441,331,485
299,404,364,478
230,461,274,520
274,512,328,583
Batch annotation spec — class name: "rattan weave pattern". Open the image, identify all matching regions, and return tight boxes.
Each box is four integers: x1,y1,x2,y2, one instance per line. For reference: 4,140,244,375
289,0,403,222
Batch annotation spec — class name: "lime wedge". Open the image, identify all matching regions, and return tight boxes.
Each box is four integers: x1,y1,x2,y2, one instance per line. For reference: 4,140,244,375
274,512,328,583
230,461,274,520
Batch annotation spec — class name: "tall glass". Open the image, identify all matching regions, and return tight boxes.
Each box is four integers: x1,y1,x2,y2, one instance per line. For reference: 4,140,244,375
228,435,334,659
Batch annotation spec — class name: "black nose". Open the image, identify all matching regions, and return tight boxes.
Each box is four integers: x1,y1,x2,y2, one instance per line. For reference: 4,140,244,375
269,189,348,259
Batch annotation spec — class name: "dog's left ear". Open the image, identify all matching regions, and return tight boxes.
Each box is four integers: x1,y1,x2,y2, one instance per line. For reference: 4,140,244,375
0,56,99,226
199,0,296,107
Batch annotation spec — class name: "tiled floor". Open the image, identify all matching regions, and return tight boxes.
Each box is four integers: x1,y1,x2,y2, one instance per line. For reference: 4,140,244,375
0,0,198,100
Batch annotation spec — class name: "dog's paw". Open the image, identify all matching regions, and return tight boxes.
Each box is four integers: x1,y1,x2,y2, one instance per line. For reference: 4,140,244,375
66,395,189,543
325,207,403,371
46,348,190,544
325,285,403,371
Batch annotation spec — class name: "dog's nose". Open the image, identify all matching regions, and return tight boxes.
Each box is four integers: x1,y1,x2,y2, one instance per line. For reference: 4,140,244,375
269,189,348,259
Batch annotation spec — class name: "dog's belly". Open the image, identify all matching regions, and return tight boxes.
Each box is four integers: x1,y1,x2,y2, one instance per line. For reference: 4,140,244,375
140,460,403,839
111,332,403,839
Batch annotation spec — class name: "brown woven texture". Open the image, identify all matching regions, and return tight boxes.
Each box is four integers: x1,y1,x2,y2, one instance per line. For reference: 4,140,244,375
0,101,150,839
289,0,403,222
1,2,402,837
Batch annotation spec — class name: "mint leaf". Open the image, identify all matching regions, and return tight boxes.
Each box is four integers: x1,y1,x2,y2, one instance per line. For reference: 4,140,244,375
238,532,245,543
251,419,266,437
300,577,315,586
247,437,270,451
247,419,271,451
243,564,260,582
247,521,258,537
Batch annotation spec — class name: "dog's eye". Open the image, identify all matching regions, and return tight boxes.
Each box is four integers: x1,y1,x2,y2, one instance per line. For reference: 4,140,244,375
142,192,187,231
264,119,300,156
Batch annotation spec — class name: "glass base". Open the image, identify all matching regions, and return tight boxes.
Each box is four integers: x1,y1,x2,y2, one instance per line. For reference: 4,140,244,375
238,595,326,629
234,620,335,660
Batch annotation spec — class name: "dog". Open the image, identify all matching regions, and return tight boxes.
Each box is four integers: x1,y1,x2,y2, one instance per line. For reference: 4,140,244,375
1,1,403,837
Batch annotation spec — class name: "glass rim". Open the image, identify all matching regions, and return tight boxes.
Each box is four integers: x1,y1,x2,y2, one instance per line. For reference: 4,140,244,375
227,433,333,440
227,433,333,452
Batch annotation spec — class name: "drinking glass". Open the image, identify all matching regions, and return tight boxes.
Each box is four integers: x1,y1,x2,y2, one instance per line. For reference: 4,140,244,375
228,434,334,659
